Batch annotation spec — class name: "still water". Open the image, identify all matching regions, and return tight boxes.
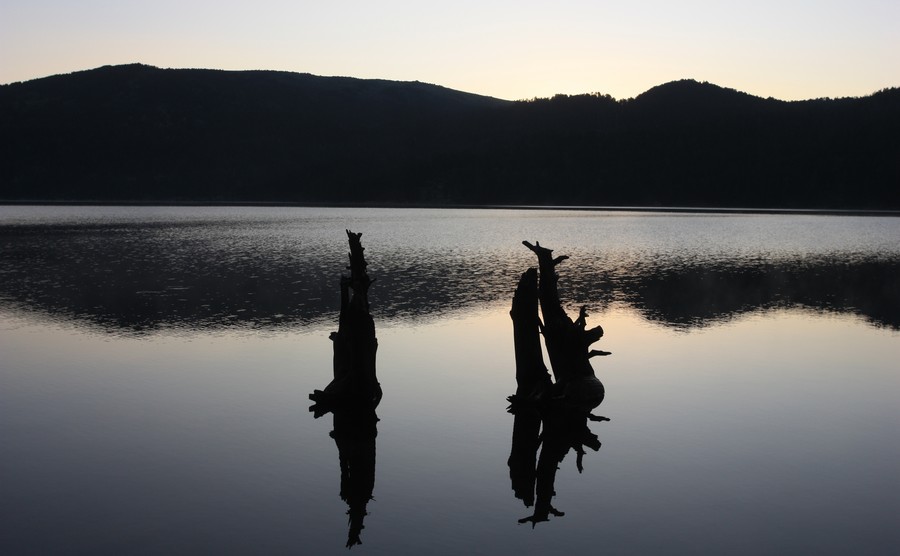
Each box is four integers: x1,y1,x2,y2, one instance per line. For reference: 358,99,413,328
1,207,898,555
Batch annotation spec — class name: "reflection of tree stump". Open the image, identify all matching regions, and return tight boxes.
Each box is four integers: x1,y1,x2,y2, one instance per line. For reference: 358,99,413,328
508,403,541,507
332,405,378,548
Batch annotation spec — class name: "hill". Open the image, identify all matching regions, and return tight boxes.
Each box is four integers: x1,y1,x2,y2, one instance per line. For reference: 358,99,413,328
1,65,898,209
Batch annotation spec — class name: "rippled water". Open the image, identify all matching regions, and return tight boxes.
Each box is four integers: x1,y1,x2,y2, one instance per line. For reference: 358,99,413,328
1,206,897,332
1,207,898,555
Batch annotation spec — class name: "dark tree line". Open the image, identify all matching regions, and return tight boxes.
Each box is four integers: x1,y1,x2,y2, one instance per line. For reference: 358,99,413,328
2,64,898,209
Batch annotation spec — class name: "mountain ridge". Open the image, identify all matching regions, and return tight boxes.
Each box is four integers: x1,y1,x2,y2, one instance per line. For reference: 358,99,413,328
2,64,898,209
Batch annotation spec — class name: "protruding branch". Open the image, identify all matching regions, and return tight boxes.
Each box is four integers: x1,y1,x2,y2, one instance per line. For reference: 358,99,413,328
584,325,604,345
522,240,548,254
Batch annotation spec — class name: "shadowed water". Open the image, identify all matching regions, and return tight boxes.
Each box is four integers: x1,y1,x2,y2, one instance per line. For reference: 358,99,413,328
1,206,898,555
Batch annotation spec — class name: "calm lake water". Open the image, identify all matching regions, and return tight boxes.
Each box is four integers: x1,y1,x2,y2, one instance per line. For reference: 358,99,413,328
1,206,898,555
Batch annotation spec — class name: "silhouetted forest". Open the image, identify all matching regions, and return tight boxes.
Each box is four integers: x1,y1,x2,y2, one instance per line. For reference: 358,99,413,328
2,64,898,209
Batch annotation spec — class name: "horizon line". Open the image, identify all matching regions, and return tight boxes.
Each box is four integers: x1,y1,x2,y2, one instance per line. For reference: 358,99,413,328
3,63,897,104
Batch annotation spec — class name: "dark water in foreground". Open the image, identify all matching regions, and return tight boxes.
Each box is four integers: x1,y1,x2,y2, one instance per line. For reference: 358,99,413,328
1,207,898,554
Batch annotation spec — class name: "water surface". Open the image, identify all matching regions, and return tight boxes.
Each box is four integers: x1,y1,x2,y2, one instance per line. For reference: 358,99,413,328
1,207,898,554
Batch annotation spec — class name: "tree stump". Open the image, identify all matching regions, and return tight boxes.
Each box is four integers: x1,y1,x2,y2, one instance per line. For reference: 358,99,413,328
310,230,381,413
309,230,381,547
511,267,552,400
509,241,611,525
521,240,606,411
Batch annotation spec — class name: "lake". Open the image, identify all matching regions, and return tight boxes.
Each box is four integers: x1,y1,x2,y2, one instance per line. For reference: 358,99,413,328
1,206,898,555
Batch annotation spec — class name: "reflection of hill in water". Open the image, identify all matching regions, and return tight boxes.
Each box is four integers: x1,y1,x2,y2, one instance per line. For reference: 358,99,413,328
1,222,898,333
615,258,900,330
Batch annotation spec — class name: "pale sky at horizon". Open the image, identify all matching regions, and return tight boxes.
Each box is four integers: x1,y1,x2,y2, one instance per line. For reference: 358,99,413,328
1,0,898,101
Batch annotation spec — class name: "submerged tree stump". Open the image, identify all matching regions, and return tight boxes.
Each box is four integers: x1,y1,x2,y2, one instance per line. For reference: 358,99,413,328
309,230,382,548
509,241,611,526
310,230,382,413
511,267,552,400
520,240,607,411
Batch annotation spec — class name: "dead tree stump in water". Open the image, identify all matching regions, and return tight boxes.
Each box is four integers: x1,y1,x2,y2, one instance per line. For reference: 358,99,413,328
309,230,381,548
310,230,382,414
520,240,607,411
509,241,611,526
511,267,552,401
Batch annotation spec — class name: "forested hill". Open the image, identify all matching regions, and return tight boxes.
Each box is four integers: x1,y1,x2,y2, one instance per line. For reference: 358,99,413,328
2,63,898,209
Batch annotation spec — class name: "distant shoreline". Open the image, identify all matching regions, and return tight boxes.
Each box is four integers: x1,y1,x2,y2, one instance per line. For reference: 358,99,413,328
7,67,897,212
1,200,898,217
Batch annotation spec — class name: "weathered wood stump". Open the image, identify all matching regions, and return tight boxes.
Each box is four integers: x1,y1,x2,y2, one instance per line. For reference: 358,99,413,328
520,240,607,411
511,267,552,400
310,230,382,414
309,230,381,548
509,240,611,525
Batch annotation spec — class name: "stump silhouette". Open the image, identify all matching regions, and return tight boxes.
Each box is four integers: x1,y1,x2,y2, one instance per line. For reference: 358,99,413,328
518,240,607,411
309,230,381,548
310,230,381,413
509,241,611,526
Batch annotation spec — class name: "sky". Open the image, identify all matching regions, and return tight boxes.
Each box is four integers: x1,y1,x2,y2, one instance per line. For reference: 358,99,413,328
1,0,898,101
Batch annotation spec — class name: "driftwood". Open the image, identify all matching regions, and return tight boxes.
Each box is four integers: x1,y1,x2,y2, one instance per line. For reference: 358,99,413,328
309,230,381,548
509,241,611,525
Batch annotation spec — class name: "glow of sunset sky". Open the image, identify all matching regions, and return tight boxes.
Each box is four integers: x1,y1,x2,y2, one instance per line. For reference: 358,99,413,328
1,0,897,101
